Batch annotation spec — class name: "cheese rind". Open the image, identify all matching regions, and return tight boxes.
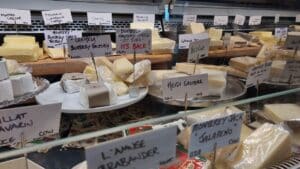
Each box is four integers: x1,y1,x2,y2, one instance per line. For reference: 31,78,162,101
10,72,35,97
263,104,300,123
0,58,9,81
112,58,133,80
126,60,151,83
0,79,14,102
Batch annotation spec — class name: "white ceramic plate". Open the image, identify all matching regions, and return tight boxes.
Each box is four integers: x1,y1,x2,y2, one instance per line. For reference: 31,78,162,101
72,161,87,169
35,82,148,114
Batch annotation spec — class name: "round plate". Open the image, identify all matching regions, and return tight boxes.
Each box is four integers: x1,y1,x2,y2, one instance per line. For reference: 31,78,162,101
149,76,246,107
72,161,87,169
35,82,148,114
0,78,49,109
263,80,300,87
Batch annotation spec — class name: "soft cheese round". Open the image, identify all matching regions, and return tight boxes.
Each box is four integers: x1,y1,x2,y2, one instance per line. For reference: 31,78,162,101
10,72,35,97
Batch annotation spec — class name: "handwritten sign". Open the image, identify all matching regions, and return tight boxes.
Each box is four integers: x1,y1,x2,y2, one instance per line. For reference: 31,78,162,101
162,74,208,101
246,61,272,88
179,33,209,49
85,126,177,169
214,16,228,26
296,14,300,23
234,14,245,26
275,27,288,39
44,30,82,48
133,14,155,24
87,12,112,26
67,35,112,58
42,9,73,25
285,33,300,49
188,112,243,158
282,60,300,84
183,15,197,26
249,16,262,25
274,14,280,23
116,29,152,55
187,38,210,62
0,8,31,25
0,104,61,146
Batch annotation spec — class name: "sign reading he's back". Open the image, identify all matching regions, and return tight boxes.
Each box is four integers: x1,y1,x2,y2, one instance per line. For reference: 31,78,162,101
116,29,152,55
67,35,112,58
0,104,61,146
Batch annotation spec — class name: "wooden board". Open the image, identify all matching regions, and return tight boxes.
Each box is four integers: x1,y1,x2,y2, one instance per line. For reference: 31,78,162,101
208,46,261,58
24,54,172,76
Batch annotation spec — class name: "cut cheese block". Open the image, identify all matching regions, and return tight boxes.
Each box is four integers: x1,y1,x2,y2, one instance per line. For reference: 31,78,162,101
112,57,133,80
133,74,151,88
111,42,116,49
60,73,88,94
196,68,226,96
210,39,224,49
5,59,24,75
226,123,291,169
152,38,175,54
208,28,223,40
43,41,65,59
4,35,36,44
186,22,205,34
111,81,128,96
263,104,300,123
95,57,113,70
10,72,35,97
130,22,154,30
0,58,9,81
269,60,286,82
126,59,151,83
0,79,14,102
97,65,121,83
148,70,177,86
249,31,273,38
175,62,247,78
83,66,97,82
229,56,258,73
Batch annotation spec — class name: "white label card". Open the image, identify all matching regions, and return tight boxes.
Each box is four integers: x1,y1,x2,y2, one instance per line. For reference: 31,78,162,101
44,30,82,48
249,16,262,25
282,60,300,84
214,16,228,26
187,38,210,62
85,126,177,169
183,15,197,26
179,33,209,49
189,112,244,158
234,14,245,26
87,12,112,26
0,104,61,146
162,74,209,101
285,34,300,49
274,14,280,23
0,8,31,25
116,29,152,55
133,14,155,24
275,28,288,39
296,14,300,23
42,9,73,25
68,35,112,58
246,61,272,88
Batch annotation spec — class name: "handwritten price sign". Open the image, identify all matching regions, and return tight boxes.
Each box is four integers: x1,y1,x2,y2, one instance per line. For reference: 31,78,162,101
42,9,73,25
44,30,82,48
179,33,209,49
85,126,177,169
188,38,210,62
285,33,300,49
116,29,152,55
0,104,61,146
246,61,272,88
234,14,245,26
0,8,31,25
189,112,244,158
87,12,112,26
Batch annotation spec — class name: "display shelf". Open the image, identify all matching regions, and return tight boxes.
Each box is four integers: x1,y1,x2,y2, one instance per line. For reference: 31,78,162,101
24,53,172,76
208,46,261,58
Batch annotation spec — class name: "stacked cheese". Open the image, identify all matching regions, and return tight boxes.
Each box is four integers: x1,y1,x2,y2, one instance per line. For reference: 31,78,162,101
130,22,176,54
263,104,300,123
60,73,88,94
0,35,43,62
229,56,258,73
208,28,224,50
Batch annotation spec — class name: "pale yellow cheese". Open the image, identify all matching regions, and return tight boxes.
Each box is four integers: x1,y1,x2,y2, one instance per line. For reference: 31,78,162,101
111,81,128,96
186,22,205,34
130,22,154,30
210,39,224,49
112,58,133,80
148,70,177,86
229,56,258,73
4,35,36,44
226,123,291,169
95,57,113,70
269,60,286,82
98,65,121,82
249,31,273,38
229,36,248,48
83,66,97,82
152,38,175,54
208,28,223,40
263,104,300,123
43,41,64,59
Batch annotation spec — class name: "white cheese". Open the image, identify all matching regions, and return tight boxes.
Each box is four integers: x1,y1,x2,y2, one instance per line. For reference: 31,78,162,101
0,79,14,102
0,58,9,81
126,59,151,83
60,73,88,94
208,28,223,40
112,57,133,80
10,72,35,97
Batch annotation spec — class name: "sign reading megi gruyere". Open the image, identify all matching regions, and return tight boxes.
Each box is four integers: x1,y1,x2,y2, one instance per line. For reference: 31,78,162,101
116,29,152,55
189,112,244,158
0,103,61,146
162,74,208,101
67,35,112,58
0,8,31,25
246,61,272,88
85,126,177,169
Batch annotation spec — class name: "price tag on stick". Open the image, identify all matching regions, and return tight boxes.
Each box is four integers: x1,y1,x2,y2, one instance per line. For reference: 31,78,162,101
162,74,209,101
249,16,262,25
188,112,244,158
187,38,210,62
282,60,300,84
246,62,272,88
0,104,61,146
67,35,112,58
183,15,197,26
179,33,209,49
0,8,31,25
42,9,73,25
214,16,228,26
44,30,82,48
87,12,112,26
85,126,177,169
133,14,155,24
234,14,245,26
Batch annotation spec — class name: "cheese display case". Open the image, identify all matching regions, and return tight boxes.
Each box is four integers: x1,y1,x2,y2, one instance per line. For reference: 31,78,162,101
0,0,300,169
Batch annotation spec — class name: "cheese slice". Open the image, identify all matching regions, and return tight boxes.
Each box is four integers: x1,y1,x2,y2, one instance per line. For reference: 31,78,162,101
263,104,300,123
208,28,223,40
186,22,205,34
97,65,121,83
226,123,291,169
112,57,133,80
229,56,258,73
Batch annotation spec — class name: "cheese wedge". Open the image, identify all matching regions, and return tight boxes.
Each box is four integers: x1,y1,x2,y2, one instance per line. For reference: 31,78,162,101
208,28,223,40
43,41,64,59
229,56,258,73
126,59,151,83
263,104,300,123
111,81,128,96
96,57,113,70
186,22,205,34
98,65,121,83
0,58,9,81
112,57,133,80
